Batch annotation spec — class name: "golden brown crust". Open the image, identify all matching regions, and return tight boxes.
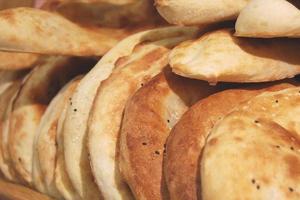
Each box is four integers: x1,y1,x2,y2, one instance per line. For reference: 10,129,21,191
0,7,123,56
119,69,220,200
165,82,296,200
201,86,300,200
33,76,81,198
0,81,22,182
8,57,95,185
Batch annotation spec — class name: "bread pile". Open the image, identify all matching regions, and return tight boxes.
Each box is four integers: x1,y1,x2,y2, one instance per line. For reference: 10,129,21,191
0,0,299,200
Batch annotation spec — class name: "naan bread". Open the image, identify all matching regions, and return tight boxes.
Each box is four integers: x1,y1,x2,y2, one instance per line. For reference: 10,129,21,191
33,76,81,198
155,0,249,26
235,0,300,38
119,69,220,200
165,82,295,200
62,27,200,200
170,29,300,83
8,56,95,185
201,87,300,200
0,7,122,56
0,52,39,70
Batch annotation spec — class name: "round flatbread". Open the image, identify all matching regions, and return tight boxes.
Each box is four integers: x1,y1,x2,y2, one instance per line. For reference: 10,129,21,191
63,26,200,200
170,29,300,83
201,87,300,200
86,27,203,200
119,68,221,200
235,0,300,38
8,56,95,185
165,82,296,200
0,7,121,56
55,93,82,200
33,76,82,198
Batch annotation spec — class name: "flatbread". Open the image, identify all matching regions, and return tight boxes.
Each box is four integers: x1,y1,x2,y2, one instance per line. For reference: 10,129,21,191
8,56,95,186
0,7,122,56
155,0,249,26
0,52,39,70
33,76,82,198
62,27,200,199
86,27,203,200
235,0,300,38
0,70,28,182
119,68,221,200
201,87,300,200
170,29,300,84
55,91,81,200
165,82,296,200
0,81,22,182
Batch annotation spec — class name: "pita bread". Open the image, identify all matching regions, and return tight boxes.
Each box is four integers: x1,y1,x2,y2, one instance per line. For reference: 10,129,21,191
0,82,22,182
119,68,221,200
201,87,300,199
155,0,249,26
55,90,81,200
86,27,204,200
33,77,81,198
8,56,95,186
62,27,200,199
165,82,296,200
0,7,124,56
235,0,300,38
170,29,300,84
0,52,39,70
201,110,300,199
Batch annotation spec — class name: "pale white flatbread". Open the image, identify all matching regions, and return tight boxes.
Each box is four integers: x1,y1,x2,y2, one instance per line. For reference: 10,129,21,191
235,0,300,38
155,0,249,25
170,29,300,83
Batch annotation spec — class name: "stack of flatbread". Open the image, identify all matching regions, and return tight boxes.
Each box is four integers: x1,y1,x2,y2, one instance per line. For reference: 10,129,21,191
0,0,299,200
